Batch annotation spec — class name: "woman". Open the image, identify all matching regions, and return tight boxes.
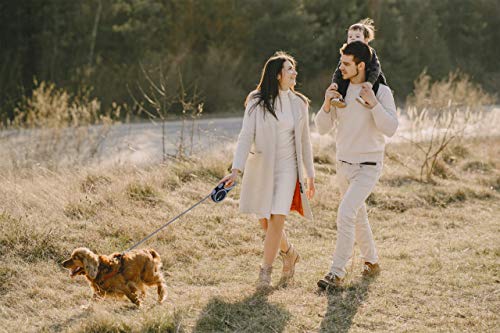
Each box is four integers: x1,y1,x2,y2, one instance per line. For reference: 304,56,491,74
220,51,315,289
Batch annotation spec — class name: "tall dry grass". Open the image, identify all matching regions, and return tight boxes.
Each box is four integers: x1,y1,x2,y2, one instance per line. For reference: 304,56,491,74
407,70,495,111
399,71,498,181
0,81,121,170
0,133,498,332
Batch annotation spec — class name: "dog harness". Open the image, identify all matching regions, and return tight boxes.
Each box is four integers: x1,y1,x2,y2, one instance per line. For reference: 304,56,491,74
97,254,125,283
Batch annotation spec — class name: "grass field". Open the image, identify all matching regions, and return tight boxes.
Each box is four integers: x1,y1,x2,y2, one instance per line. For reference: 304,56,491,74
0,135,498,333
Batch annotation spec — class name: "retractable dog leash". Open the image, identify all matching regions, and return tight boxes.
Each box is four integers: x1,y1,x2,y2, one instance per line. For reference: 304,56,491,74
123,181,236,253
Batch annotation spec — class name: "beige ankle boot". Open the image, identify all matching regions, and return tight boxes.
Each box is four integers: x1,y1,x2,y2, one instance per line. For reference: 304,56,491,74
257,264,273,290
280,244,300,280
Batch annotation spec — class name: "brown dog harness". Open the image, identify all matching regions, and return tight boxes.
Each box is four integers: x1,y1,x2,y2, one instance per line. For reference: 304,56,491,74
97,254,125,283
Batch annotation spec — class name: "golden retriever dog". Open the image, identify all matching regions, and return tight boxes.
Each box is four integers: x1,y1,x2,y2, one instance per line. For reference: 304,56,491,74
62,247,167,306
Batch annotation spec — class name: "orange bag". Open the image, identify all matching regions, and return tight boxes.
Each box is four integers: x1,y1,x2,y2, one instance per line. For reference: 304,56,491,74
290,180,304,217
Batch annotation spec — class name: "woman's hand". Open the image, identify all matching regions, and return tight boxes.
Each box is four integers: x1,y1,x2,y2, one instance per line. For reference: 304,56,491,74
219,169,240,188
306,178,315,200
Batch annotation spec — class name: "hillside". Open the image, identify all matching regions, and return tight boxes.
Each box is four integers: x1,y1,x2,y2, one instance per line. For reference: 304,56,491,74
0,136,499,332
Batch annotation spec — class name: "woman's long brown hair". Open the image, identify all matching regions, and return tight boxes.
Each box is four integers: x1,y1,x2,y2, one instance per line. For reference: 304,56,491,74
246,51,308,119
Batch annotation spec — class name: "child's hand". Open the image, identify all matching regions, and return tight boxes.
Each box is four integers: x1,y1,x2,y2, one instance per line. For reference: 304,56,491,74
331,83,338,91
362,82,373,90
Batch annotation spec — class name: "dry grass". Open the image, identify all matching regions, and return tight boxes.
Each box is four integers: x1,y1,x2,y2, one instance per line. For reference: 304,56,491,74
0,136,499,333
403,71,497,182
0,81,121,170
407,71,495,112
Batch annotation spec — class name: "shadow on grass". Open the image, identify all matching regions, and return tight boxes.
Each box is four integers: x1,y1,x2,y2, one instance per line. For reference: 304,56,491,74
193,290,290,333
319,277,374,333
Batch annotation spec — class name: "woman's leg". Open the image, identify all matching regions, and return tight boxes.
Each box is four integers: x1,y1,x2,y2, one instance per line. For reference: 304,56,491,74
259,218,268,230
259,218,290,253
262,214,286,266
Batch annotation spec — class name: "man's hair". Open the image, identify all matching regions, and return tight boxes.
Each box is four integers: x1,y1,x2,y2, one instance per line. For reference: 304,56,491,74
349,18,376,42
340,41,373,66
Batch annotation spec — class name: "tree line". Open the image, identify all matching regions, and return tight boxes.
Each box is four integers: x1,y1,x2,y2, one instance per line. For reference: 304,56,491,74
1,0,498,121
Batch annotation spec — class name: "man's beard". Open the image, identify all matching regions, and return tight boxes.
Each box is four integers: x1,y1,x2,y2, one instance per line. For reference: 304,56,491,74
342,67,359,80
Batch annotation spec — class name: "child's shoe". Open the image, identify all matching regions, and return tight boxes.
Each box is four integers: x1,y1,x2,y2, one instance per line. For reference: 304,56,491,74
356,95,370,107
330,97,346,108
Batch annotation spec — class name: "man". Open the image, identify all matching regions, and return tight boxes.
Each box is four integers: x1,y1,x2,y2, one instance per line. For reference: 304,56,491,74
314,41,398,289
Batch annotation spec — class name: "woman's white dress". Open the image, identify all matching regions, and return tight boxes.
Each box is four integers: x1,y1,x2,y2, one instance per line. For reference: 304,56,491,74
258,89,297,219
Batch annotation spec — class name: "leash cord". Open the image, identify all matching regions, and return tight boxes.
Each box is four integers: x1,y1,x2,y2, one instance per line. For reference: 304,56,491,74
123,193,212,253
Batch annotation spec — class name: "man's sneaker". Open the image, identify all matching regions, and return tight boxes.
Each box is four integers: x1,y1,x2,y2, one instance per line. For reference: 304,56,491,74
362,262,381,277
330,97,346,108
317,272,343,290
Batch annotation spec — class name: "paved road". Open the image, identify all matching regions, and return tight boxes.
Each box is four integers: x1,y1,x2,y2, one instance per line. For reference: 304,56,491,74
1,107,498,167
98,106,499,165
97,117,243,165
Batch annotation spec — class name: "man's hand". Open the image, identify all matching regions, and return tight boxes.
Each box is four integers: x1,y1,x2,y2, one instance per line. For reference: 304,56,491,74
322,84,342,113
359,85,378,109
331,83,339,91
325,84,341,101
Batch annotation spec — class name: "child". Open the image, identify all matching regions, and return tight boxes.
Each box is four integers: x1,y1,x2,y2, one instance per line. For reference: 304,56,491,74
331,18,388,108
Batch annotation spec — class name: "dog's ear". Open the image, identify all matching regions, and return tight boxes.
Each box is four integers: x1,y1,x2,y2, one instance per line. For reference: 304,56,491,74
82,250,99,279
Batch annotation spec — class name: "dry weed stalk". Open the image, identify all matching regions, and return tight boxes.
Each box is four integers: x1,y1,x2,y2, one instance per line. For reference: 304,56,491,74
130,65,203,161
405,71,495,182
178,72,204,159
129,63,176,162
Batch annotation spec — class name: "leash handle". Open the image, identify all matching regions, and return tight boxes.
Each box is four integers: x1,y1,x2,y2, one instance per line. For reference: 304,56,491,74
211,180,237,203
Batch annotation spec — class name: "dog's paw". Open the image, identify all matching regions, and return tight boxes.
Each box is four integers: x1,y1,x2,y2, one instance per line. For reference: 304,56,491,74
131,298,142,307
158,284,167,304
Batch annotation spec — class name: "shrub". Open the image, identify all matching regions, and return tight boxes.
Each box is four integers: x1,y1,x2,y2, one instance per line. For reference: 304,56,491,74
443,144,469,165
80,174,112,193
0,266,16,296
63,201,99,220
126,182,160,205
2,80,120,169
0,212,65,262
463,161,494,173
